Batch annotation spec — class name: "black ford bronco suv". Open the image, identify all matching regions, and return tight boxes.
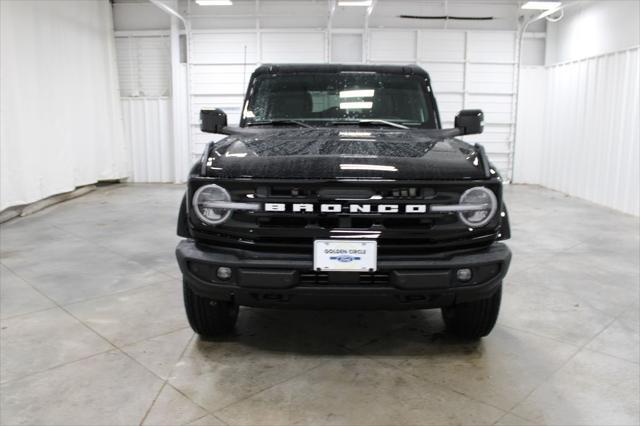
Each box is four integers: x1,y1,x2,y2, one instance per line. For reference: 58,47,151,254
176,64,511,339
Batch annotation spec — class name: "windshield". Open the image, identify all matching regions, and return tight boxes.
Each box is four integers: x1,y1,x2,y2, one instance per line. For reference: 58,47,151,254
242,72,437,128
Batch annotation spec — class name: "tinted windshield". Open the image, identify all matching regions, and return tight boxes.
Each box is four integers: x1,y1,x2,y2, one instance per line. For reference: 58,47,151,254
243,72,436,128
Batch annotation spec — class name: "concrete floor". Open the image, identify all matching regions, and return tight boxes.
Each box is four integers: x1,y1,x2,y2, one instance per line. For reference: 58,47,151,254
0,183,638,426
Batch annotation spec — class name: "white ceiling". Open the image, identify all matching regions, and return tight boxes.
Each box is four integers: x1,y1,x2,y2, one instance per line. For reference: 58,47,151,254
113,0,551,31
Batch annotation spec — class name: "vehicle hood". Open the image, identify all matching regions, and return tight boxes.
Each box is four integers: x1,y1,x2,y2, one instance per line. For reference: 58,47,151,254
203,128,489,180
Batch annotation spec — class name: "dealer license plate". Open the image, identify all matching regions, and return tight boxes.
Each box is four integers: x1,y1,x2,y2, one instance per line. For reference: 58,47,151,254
313,240,377,272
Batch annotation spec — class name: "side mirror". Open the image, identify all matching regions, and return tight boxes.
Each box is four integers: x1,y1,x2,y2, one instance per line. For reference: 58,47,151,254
200,109,227,133
454,109,484,135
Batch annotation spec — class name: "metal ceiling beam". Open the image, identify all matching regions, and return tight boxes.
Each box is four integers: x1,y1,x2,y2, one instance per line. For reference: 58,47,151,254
148,0,187,27
327,0,337,62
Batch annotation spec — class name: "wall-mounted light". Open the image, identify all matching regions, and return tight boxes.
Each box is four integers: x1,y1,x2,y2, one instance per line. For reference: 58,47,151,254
195,0,233,6
521,1,561,10
338,0,372,6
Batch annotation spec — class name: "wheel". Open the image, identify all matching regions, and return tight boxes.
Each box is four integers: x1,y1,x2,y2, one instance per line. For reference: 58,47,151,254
442,284,502,339
183,281,238,337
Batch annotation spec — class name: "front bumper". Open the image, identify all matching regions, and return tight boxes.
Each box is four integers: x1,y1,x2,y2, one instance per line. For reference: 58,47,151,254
176,241,511,310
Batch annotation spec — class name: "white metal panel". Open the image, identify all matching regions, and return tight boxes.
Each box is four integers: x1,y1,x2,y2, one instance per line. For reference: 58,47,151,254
466,94,513,124
261,15,328,29
421,62,464,93
467,125,511,156
188,32,261,159
467,31,515,63
466,63,514,94
136,37,171,96
261,32,326,63
113,35,191,183
369,30,416,62
522,37,545,66
463,123,512,174
192,132,226,161
414,30,516,179
191,94,245,157
537,48,639,216
115,35,170,97
331,33,363,63
191,95,246,124
435,93,464,126
173,64,192,183
259,1,327,28
464,32,517,179
418,31,465,62
465,93,514,175
513,67,547,184
190,33,257,64
190,64,255,95
115,37,138,97
120,98,174,183
189,31,326,160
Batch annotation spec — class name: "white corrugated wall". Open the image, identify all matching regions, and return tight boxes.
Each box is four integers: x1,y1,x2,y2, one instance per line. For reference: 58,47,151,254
515,48,640,216
120,98,174,183
115,34,179,183
1,0,127,211
538,48,639,216
513,67,547,185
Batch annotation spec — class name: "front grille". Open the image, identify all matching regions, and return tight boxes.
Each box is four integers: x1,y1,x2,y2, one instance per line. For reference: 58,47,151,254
191,180,502,255
299,271,391,286
252,185,433,200
249,213,455,229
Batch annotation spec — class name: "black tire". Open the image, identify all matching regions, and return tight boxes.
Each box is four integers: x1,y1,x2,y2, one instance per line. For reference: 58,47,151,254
442,284,502,339
183,281,238,337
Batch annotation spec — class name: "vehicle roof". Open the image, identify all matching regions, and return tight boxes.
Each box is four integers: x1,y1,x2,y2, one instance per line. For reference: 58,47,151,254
252,63,430,79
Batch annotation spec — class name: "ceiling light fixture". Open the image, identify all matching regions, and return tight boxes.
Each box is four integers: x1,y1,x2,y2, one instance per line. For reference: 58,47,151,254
195,0,233,6
521,1,562,10
338,0,372,7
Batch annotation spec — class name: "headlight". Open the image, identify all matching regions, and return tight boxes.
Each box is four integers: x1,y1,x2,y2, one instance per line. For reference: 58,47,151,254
193,184,232,225
458,186,497,227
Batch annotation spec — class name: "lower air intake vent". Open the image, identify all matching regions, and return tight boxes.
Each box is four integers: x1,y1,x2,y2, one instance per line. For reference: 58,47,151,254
299,271,390,286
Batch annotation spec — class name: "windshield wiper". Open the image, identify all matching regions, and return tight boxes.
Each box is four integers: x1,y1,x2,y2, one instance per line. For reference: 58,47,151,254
330,119,409,130
247,119,312,128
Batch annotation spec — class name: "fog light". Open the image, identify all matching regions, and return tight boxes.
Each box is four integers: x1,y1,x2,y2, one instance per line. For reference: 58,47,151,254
456,268,472,282
217,267,232,280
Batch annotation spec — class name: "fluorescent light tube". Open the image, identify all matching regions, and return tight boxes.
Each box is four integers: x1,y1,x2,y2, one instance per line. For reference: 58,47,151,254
338,131,372,137
338,0,372,6
340,164,398,172
521,1,561,10
196,0,233,6
339,89,375,98
339,102,373,109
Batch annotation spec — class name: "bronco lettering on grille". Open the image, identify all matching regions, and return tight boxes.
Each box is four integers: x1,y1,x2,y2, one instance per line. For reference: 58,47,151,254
264,203,428,214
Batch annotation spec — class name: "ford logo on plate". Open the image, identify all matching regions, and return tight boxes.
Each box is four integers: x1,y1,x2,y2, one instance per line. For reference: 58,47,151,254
331,255,361,263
